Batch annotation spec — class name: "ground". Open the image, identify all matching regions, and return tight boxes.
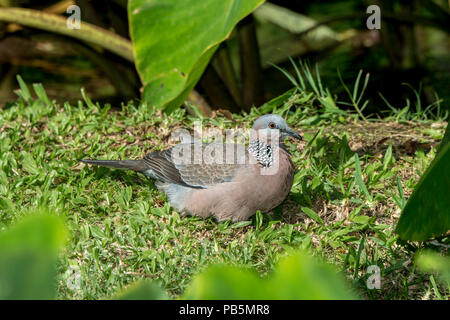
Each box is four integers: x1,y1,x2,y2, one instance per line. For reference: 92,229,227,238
0,87,448,300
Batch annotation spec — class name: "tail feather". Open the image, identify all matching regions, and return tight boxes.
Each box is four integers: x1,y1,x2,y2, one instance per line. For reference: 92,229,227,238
80,159,148,172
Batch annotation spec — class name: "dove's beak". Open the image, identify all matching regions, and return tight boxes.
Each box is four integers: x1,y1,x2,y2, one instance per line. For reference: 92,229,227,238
284,127,302,140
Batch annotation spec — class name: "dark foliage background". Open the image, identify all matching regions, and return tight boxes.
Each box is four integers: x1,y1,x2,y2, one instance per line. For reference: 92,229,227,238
0,0,448,116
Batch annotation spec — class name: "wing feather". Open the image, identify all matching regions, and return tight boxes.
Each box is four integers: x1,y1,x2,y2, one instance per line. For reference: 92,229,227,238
143,143,249,188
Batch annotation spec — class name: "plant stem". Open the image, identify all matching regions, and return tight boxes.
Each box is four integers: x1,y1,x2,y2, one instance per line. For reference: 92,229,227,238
0,7,134,62
199,65,240,113
214,43,242,107
237,14,264,112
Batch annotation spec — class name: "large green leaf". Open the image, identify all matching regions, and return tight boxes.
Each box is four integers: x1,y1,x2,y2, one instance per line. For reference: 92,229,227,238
0,211,68,299
396,143,450,241
182,251,357,299
128,0,264,113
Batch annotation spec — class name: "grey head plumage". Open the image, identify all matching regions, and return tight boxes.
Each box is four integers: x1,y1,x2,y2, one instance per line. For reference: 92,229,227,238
251,114,302,141
249,114,302,167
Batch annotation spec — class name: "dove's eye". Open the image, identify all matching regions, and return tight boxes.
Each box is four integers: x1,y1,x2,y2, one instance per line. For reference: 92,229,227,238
268,122,276,129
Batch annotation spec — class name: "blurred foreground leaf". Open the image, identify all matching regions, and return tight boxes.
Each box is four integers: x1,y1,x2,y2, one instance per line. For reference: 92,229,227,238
395,143,450,241
182,251,357,299
416,250,450,285
0,211,67,299
128,0,264,113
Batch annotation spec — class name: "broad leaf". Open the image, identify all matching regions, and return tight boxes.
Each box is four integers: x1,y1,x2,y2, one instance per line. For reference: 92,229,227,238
128,0,265,113
0,211,67,299
396,143,450,241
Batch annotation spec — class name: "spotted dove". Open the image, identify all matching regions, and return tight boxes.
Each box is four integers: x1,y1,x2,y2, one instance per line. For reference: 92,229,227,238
81,114,302,222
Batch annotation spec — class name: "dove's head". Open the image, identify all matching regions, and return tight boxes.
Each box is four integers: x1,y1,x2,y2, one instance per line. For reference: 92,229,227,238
251,114,302,143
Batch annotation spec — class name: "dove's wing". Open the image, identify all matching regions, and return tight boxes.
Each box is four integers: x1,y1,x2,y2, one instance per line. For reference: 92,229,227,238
143,143,251,188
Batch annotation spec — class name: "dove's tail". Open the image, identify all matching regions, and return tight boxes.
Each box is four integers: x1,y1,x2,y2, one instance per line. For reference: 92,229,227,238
80,159,148,172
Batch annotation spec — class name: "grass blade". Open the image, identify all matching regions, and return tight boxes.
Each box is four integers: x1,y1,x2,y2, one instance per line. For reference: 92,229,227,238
353,154,371,201
315,64,325,96
356,72,370,106
15,75,31,102
383,145,393,170
301,207,323,225
271,63,300,90
352,70,363,102
288,56,305,90
32,83,51,106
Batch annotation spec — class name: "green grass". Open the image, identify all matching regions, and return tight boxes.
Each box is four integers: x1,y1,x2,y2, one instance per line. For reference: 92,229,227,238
0,78,448,300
